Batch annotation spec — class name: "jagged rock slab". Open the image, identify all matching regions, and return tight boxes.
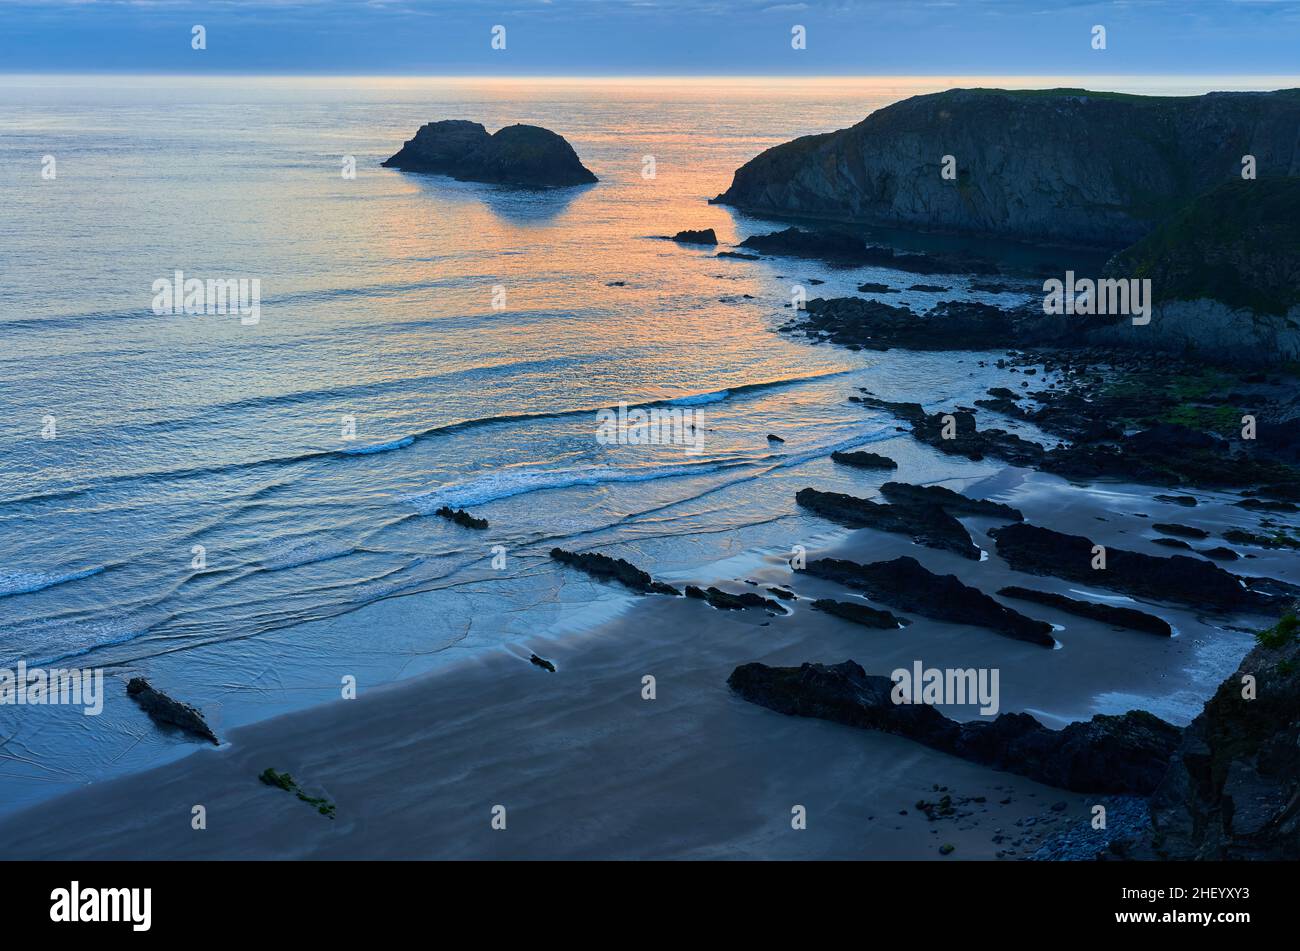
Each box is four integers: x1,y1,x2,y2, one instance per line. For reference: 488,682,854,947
988,522,1293,612
812,599,909,629
435,506,488,530
126,678,219,745
795,487,980,560
879,481,1023,521
727,660,1180,794
801,555,1055,646
383,120,597,187
685,585,787,613
997,585,1172,636
549,548,680,595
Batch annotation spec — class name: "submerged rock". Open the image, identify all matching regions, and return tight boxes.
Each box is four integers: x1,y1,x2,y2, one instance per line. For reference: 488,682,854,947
802,555,1055,646
997,585,1172,637
795,487,981,560
126,678,218,745
383,120,597,187
549,548,680,595
727,660,1179,794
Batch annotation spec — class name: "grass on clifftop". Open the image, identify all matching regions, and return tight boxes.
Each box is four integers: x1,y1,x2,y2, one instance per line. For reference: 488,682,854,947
1111,177,1300,315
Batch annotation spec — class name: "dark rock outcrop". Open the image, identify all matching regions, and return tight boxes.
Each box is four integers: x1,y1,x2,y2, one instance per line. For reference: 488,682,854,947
879,481,1023,521
795,487,980,560
1132,613,1300,860
988,522,1291,611
383,120,597,187
801,555,1055,646
812,598,909,629
831,449,898,470
997,585,1172,637
529,653,556,672
549,548,680,595
684,585,787,613
713,87,1300,248
671,228,717,245
126,678,219,745
735,227,997,274
435,506,488,530
727,660,1180,794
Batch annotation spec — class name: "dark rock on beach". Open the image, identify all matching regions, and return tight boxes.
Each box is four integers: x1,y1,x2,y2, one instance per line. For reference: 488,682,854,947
831,449,897,471
795,487,981,560
435,506,488,530
383,120,597,187
988,522,1291,612
549,548,680,595
997,586,1172,637
812,598,909,629
126,678,219,745
685,585,788,613
801,555,1055,646
879,481,1023,521
727,660,1180,794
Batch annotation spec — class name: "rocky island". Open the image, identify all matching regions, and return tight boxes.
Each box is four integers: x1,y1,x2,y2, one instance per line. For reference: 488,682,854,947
383,119,597,187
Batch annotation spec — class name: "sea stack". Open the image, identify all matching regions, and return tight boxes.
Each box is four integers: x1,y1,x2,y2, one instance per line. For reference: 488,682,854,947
382,120,597,187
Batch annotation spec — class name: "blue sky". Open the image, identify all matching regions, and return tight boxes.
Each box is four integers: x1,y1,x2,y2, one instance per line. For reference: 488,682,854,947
1,0,1298,75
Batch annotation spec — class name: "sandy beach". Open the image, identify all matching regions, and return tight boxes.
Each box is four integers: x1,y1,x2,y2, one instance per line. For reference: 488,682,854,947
1,461,1279,860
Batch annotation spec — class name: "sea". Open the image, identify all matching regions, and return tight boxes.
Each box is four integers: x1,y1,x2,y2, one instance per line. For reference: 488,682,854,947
0,73,1282,815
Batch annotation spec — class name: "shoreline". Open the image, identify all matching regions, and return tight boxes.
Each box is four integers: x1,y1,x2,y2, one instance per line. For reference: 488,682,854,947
0,466,1276,860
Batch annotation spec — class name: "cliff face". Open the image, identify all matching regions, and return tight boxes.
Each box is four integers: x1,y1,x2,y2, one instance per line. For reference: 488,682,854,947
1134,613,1300,861
713,88,1300,248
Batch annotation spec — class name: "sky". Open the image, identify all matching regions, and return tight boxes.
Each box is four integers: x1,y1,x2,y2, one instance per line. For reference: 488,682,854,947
1,0,1298,75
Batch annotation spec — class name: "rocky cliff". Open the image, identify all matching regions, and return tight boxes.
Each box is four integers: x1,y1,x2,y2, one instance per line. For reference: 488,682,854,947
1093,178,1300,362
712,88,1300,248
383,120,597,187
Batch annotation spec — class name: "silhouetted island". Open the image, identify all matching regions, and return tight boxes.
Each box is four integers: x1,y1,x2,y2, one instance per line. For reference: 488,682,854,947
383,119,597,187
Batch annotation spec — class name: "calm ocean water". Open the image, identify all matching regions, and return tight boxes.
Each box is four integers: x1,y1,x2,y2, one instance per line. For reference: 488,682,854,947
0,74,1262,812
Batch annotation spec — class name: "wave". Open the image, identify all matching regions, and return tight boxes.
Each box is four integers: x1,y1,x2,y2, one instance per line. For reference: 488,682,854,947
341,436,415,455
0,370,857,509
408,458,754,512
259,541,357,571
0,566,106,598
408,424,896,513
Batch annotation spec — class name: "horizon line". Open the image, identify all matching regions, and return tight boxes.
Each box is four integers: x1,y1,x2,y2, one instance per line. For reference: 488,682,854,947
5,71,1300,82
